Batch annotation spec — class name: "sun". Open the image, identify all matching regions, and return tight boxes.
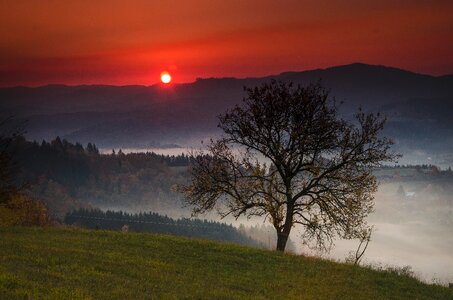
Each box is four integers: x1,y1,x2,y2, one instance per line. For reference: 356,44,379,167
160,71,172,84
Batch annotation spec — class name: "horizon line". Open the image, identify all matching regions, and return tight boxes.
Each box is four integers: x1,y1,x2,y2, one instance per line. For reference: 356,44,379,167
1,62,451,89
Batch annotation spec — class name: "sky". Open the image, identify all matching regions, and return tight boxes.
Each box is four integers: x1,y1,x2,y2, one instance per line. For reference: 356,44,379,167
0,0,452,87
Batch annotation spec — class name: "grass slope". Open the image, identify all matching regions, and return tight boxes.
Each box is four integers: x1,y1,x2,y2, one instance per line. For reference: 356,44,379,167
1,227,451,299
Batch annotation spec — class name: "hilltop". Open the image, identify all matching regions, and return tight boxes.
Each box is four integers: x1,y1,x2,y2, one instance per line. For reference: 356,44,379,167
0,226,451,299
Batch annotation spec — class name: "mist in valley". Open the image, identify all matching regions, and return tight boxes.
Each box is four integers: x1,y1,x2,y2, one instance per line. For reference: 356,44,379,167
328,180,453,284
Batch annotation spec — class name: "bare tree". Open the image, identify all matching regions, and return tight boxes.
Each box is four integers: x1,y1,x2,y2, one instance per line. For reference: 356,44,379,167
346,226,373,265
179,81,397,252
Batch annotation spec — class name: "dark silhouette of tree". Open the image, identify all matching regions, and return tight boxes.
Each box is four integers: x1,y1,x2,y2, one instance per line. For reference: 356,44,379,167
179,81,398,251
86,142,99,155
0,117,25,204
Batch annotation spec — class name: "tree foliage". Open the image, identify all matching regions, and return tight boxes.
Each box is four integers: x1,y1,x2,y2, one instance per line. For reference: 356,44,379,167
180,81,398,251
0,194,51,226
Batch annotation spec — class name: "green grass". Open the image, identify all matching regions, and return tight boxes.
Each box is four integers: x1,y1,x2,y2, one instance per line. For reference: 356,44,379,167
0,227,451,299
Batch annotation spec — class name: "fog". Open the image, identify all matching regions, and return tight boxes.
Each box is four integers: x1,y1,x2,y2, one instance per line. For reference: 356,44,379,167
327,181,453,284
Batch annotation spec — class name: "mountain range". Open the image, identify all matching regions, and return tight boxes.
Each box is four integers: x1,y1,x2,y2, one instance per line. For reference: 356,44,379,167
1,63,452,166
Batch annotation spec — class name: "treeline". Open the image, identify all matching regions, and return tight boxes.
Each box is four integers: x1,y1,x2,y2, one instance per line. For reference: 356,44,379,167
65,208,262,248
378,164,452,172
110,149,190,167
8,137,191,218
374,164,453,183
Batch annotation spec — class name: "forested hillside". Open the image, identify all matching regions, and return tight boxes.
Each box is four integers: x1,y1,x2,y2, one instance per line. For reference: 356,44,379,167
9,136,453,222
9,137,190,218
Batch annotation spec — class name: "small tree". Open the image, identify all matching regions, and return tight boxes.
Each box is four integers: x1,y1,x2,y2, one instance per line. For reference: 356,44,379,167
346,226,373,265
179,81,397,251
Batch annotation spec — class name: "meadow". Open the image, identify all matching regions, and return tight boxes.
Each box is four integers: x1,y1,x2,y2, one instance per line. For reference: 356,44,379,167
1,226,452,299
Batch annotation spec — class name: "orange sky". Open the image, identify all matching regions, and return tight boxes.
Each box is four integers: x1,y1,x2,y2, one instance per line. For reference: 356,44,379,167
1,0,452,86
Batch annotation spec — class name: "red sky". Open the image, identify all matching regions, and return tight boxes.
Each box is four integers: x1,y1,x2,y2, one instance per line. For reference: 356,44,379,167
1,0,452,87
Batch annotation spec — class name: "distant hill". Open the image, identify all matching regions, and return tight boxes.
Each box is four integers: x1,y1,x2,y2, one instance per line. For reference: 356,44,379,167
1,226,452,299
1,63,452,165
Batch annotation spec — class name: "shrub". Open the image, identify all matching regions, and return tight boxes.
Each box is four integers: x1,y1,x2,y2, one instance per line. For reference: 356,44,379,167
0,194,52,226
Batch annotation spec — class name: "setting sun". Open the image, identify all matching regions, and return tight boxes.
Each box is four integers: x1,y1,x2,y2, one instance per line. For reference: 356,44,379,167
161,71,171,84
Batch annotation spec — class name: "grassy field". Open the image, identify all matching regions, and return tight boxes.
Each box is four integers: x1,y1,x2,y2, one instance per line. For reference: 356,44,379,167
1,227,452,299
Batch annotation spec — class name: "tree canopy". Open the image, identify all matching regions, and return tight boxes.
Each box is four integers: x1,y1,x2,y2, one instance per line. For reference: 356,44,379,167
180,81,398,251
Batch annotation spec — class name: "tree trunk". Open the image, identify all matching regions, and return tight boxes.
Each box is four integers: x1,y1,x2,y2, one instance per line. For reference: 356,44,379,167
276,231,289,251
276,199,294,252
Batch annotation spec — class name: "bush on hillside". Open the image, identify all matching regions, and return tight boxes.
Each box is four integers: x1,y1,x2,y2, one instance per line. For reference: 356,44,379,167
0,194,52,226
